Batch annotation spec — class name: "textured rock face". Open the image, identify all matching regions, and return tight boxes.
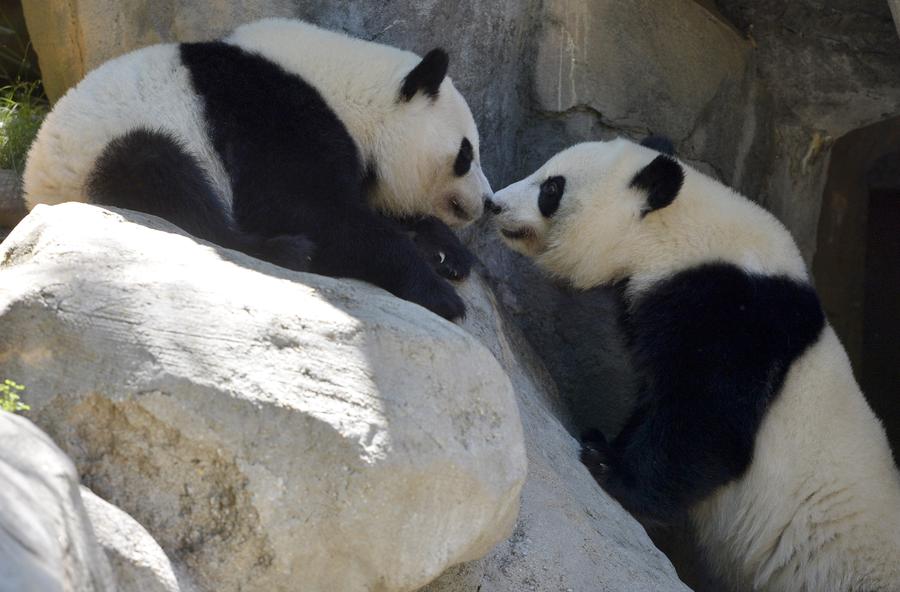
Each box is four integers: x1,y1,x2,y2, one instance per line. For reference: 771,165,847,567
0,412,115,592
713,0,900,259
891,0,900,38
531,0,752,168
81,487,188,592
0,170,25,229
0,203,526,592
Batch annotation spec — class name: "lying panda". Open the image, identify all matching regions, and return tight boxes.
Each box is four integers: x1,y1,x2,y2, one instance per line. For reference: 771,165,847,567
24,18,493,320
490,137,900,591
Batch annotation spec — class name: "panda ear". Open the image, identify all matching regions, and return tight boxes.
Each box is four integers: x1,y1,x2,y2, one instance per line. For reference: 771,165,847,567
640,134,676,156
631,155,685,216
400,48,449,101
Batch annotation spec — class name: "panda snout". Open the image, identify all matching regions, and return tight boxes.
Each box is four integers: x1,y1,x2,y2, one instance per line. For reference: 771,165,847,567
484,196,502,215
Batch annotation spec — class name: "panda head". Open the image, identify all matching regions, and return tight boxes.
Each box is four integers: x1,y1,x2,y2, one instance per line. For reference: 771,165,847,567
490,136,686,288
369,49,492,228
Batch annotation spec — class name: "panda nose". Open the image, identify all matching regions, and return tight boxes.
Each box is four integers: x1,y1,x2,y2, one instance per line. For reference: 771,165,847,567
484,196,502,215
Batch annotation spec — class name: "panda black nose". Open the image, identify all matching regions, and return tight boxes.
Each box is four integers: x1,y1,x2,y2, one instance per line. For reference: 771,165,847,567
484,197,502,215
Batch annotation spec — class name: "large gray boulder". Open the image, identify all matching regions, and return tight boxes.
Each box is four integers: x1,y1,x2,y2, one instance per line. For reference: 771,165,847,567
0,202,526,592
0,412,115,592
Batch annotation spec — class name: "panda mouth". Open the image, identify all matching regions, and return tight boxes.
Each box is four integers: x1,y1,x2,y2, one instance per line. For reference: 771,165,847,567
501,226,535,241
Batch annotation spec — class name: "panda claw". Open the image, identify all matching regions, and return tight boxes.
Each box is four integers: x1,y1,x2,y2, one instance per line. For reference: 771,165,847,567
580,445,611,480
251,233,316,272
412,228,475,282
580,429,612,482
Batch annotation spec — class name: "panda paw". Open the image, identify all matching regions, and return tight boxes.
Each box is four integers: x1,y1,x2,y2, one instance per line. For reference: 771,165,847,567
415,235,475,281
401,273,466,321
406,216,475,281
580,429,612,482
260,234,316,272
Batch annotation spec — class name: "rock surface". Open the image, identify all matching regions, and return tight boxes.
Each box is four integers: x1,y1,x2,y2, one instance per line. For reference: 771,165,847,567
0,411,115,592
422,278,691,591
892,0,900,38
0,170,25,229
81,487,188,592
0,202,526,592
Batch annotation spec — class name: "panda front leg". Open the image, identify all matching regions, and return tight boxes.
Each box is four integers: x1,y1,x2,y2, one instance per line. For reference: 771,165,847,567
309,208,466,321
391,215,476,281
580,403,706,526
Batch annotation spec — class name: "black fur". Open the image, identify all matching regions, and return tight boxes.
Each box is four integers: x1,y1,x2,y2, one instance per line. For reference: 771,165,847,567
397,215,475,281
400,48,449,101
454,137,473,177
538,176,566,218
582,263,825,525
174,41,463,319
640,134,676,156
631,155,685,216
86,128,314,271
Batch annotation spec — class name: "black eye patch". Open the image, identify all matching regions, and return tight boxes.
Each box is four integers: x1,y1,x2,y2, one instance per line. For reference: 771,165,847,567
539,176,566,217
454,137,473,177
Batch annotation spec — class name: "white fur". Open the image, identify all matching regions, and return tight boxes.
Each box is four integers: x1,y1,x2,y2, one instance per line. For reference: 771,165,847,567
24,18,491,226
24,44,229,209
494,138,900,591
694,327,900,592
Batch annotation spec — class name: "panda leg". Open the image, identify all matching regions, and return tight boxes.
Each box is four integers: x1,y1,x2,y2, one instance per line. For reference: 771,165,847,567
307,208,466,320
386,215,475,281
87,128,315,271
580,403,706,526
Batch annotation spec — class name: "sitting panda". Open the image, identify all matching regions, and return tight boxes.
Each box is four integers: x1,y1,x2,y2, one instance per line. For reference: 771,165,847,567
24,18,493,320
489,137,900,591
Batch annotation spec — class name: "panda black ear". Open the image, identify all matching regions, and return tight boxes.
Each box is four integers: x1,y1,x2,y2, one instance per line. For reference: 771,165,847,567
400,48,449,101
631,155,685,216
640,134,676,156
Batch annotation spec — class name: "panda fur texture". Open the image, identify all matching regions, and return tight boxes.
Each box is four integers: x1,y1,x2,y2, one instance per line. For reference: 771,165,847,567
491,137,900,592
24,18,492,320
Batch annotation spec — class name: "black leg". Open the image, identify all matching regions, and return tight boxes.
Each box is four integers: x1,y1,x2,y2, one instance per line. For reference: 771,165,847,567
388,215,475,281
594,410,686,526
309,209,465,320
86,128,316,272
581,396,747,527
580,429,612,481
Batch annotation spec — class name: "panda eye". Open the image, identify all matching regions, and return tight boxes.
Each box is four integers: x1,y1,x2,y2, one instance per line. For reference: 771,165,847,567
539,176,566,218
454,137,473,177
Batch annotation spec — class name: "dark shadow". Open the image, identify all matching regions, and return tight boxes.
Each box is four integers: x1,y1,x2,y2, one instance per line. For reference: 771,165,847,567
814,117,900,458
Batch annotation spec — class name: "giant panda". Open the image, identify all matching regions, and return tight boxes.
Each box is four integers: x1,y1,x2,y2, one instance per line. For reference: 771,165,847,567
24,18,493,320
488,137,900,591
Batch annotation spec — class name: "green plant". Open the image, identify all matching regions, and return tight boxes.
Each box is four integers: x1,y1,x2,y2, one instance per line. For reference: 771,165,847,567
0,378,29,413
0,79,47,173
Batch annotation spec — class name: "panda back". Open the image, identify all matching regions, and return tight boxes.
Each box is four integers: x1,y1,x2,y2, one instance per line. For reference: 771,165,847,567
24,44,231,209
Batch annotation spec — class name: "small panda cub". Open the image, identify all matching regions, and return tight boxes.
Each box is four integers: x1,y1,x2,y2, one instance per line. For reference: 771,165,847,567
491,137,900,592
25,19,493,320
